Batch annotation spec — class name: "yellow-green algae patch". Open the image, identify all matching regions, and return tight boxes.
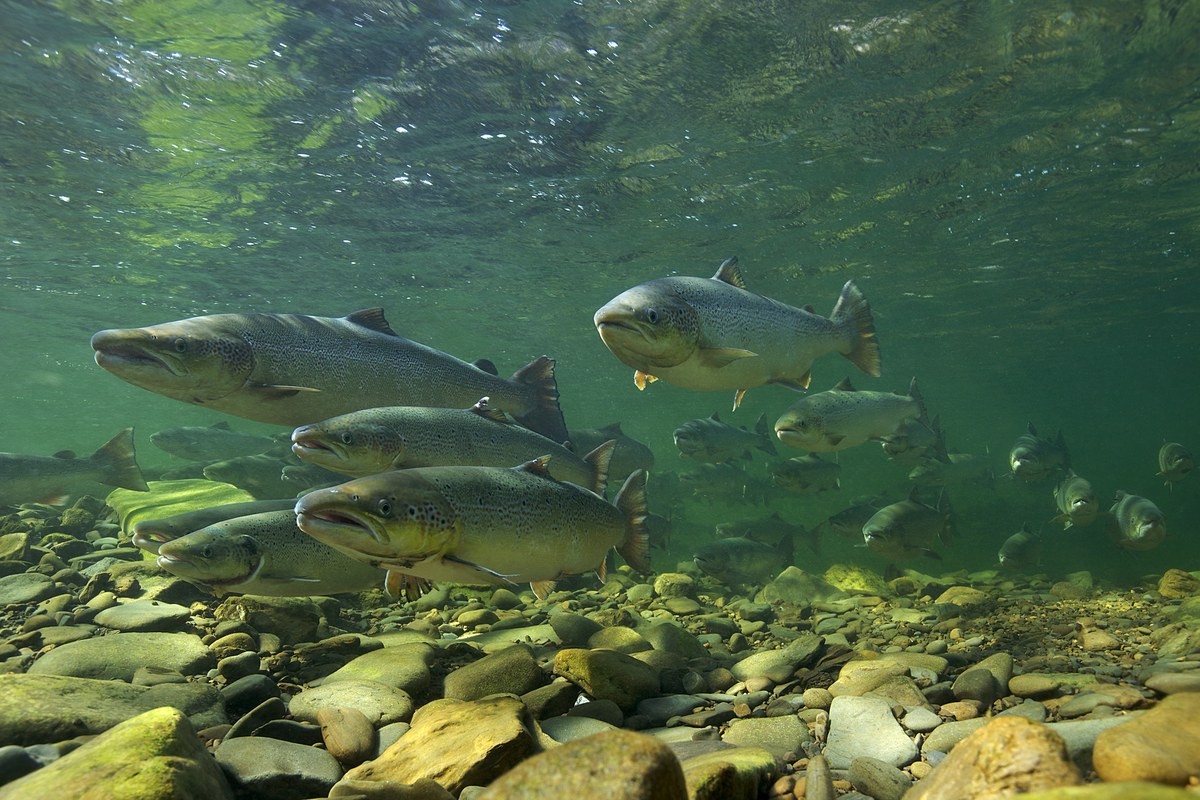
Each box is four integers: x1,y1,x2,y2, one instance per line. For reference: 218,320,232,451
823,563,891,595
106,479,255,540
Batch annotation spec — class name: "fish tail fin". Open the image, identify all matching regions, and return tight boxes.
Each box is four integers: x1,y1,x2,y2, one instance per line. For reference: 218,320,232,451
754,413,777,456
831,280,881,377
510,355,570,446
584,439,616,496
91,427,149,492
909,377,926,422
615,469,651,573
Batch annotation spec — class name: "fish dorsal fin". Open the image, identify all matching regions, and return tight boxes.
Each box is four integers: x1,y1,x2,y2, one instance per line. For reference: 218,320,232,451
470,397,511,424
211,421,233,430
584,440,616,496
344,308,398,336
472,358,499,376
711,256,745,288
803,304,816,313
1021,521,1034,534
834,377,856,391
709,412,721,422
517,455,554,478
1026,422,1038,436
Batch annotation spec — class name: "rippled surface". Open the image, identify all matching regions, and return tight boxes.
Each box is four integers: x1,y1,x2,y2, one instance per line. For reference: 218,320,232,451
2,0,1197,576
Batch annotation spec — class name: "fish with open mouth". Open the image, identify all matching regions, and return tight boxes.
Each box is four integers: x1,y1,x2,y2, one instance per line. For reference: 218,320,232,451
294,459,650,600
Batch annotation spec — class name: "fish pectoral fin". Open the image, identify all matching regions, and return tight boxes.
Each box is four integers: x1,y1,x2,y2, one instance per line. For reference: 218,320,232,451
732,388,747,410
530,580,555,601
698,347,758,369
773,372,812,392
634,370,658,390
826,435,845,447
444,554,519,585
249,382,322,398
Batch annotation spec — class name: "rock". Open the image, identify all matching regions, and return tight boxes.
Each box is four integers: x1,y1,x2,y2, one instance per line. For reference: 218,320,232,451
552,648,660,712
330,777,454,799
0,707,233,800
1079,628,1120,651
824,695,917,769
93,600,192,632
588,626,652,653
567,697,623,727
0,674,226,746
642,621,709,661
342,696,543,794
217,650,261,683
481,729,686,799
663,597,701,615
1044,716,1134,771
214,595,325,644
0,533,30,563
1010,673,1062,699
721,716,811,760
28,631,214,681
548,612,602,647
216,734,343,800
1157,569,1200,599
222,674,282,718
922,718,989,754
291,680,415,727
540,714,617,743
1145,672,1200,695
0,573,57,606
679,745,778,800
848,755,912,800
0,745,38,785
521,681,581,720
317,643,434,697
443,643,546,702
933,585,989,608
1092,692,1200,784
654,573,697,598
1017,783,1197,799
952,667,1001,708
730,634,822,683
823,564,890,595
907,716,1081,800
828,659,907,696
637,695,705,726
318,707,377,769
870,674,933,711
903,707,943,733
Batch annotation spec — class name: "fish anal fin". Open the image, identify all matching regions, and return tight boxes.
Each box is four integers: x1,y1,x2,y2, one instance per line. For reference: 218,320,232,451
711,256,745,288
470,396,511,424
732,388,747,410
344,308,398,336
530,580,555,601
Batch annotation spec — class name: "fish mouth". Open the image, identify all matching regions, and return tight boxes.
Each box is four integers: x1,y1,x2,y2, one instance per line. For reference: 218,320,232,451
156,553,254,586
294,498,387,548
775,429,811,449
131,529,173,554
91,332,186,377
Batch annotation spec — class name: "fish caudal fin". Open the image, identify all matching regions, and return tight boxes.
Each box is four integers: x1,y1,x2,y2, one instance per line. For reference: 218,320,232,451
831,280,881,378
754,413,778,457
91,428,149,492
584,439,616,496
614,469,651,573
510,355,570,446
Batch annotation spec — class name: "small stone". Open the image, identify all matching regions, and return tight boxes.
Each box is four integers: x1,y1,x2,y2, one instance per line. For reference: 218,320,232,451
1080,629,1120,651
952,667,1000,708
290,680,415,726
318,707,377,769
642,621,709,661
801,687,833,710
663,597,701,615
849,755,913,800
218,651,261,683
654,573,696,598
932,586,989,608
903,707,943,733
1009,673,1062,699
679,745,779,800
221,674,281,719
216,734,342,799
489,588,522,610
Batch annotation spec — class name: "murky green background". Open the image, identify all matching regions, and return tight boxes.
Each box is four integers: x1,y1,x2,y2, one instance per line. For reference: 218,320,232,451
2,0,1197,580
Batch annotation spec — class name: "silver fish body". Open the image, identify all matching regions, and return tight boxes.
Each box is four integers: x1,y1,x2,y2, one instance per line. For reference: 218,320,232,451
673,411,776,463
1157,442,1194,487
771,454,841,494
862,488,954,561
91,308,568,442
693,536,793,586
1008,423,1070,481
156,510,385,596
1052,471,1098,529
594,257,880,408
291,399,605,492
775,377,924,452
150,421,279,461
1108,491,1166,551
131,497,297,554
203,454,294,499
909,452,994,487
998,523,1042,570
716,511,817,552
569,422,655,480
0,428,147,507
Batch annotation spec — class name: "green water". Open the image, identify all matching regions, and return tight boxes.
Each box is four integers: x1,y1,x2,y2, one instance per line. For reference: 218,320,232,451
2,0,1197,581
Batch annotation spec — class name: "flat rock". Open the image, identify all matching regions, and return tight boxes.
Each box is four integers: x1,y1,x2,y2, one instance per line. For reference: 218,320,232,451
1093,692,1200,784
343,696,542,794
933,586,990,608
0,673,226,746
1010,673,1062,698
444,643,546,702
1144,672,1200,695
0,706,233,800
922,718,989,753
1045,716,1135,771
290,680,415,726
0,573,57,606
679,745,778,800
1018,783,1198,799
539,714,618,743
730,634,822,683
93,599,192,632
825,694,917,769
316,643,434,697
642,621,709,661
849,755,912,800
28,631,214,681
553,648,660,712
721,716,811,760
482,729,687,799
829,659,907,696
216,734,343,800
910,716,1080,800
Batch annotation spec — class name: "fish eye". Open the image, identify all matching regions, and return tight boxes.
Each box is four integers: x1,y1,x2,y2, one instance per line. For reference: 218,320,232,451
173,337,188,353
645,307,659,324
378,499,392,516
201,545,212,559
340,432,353,445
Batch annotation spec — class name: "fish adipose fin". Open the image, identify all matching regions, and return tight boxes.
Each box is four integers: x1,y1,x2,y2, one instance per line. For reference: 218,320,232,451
830,280,881,377
510,355,570,446
615,470,651,572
